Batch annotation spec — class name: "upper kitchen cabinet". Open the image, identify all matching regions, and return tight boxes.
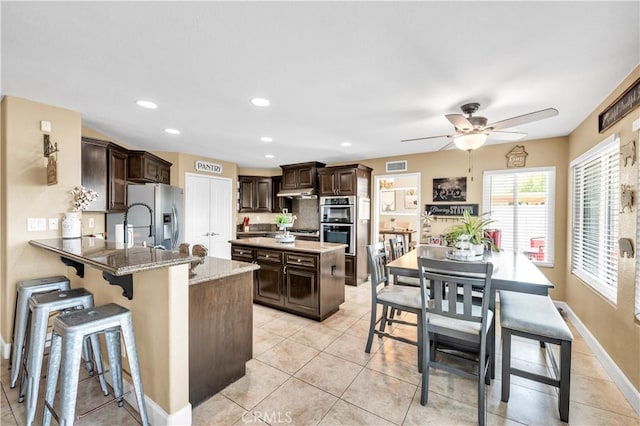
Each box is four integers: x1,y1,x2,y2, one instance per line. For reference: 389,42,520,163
271,176,292,213
238,176,272,212
81,137,128,212
128,151,172,184
318,164,372,197
280,161,325,190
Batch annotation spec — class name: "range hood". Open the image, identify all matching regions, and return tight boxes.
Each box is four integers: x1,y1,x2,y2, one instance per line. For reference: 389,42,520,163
276,188,318,198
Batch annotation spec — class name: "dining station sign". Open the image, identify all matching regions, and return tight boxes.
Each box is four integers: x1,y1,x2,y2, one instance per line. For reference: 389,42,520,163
424,203,479,217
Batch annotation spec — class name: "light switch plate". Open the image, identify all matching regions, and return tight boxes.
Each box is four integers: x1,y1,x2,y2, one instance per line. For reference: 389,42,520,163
49,218,59,230
40,121,51,133
27,218,47,231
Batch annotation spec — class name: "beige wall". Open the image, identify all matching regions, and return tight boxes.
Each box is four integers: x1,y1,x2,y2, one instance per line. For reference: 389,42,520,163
332,137,569,299
567,66,640,391
1,96,81,341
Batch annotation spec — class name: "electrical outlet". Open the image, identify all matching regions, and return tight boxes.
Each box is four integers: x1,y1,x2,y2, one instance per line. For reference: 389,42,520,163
27,218,47,231
49,218,59,230
88,217,95,228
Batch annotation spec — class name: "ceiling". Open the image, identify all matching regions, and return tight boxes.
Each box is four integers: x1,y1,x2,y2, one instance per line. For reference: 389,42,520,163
2,2,639,169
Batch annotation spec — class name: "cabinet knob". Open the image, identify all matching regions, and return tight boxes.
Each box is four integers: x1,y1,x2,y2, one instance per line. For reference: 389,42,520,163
265,254,269,258
297,258,301,262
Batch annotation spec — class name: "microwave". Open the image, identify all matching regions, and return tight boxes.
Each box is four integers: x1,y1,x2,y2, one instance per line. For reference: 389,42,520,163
320,196,356,223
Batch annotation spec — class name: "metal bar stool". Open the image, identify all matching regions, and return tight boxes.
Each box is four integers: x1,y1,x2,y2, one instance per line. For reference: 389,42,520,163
43,303,150,426
21,288,108,426
10,276,70,388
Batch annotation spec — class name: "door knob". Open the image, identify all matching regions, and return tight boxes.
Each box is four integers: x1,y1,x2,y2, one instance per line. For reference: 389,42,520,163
203,232,210,236
210,232,220,236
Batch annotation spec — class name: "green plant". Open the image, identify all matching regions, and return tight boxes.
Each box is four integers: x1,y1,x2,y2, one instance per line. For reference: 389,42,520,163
444,211,498,251
275,212,295,225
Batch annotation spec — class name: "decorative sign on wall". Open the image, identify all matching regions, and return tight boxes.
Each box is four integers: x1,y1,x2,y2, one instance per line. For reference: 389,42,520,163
599,76,640,133
620,184,634,213
432,177,467,202
424,203,479,217
506,145,528,168
620,140,636,166
195,160,223,174
619,238,635,258
46,154,58,186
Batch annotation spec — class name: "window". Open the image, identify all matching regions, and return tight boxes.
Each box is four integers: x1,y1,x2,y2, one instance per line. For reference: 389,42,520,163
571,134,619,304
483,167,555,266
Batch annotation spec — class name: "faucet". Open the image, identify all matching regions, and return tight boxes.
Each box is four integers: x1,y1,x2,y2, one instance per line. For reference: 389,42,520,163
123,202,154,246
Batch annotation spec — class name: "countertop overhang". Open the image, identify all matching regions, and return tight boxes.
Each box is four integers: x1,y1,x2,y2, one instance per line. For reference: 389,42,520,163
189,256,259,285
30,237,197,276
229,237,346,253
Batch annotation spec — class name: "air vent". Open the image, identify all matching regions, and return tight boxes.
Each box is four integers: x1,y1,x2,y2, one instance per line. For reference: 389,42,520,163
386,160,407,172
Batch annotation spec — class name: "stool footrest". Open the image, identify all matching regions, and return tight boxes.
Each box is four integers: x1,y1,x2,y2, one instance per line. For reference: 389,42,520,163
509,367,559,387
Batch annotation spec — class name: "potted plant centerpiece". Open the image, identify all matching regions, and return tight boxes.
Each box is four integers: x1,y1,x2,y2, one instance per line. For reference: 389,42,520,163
274,209,296,243
444,211,497,255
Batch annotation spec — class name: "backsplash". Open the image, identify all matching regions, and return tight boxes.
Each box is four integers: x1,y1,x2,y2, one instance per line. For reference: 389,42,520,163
236,198,319,230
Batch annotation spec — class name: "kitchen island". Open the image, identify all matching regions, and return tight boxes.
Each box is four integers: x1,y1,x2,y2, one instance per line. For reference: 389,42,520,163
188,257,258,406
230,237,346,320
28,237,255,425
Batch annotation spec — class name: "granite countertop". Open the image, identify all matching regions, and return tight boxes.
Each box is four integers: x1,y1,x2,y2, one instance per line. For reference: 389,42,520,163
229,237,346,254
189,256,259,285
30,237,197,276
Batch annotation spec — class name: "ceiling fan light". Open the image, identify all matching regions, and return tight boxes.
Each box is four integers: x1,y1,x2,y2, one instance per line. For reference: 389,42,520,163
453,133,488,150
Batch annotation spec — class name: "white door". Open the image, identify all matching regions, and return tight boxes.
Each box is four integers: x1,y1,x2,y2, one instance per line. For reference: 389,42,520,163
185,173,233,259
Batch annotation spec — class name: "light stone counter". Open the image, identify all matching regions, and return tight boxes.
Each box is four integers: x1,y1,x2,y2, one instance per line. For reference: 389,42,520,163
189,256,259,285
228,237,346,253
29,237,196,276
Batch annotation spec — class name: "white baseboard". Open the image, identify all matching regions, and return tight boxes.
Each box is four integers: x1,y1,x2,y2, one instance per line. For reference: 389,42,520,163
104,371,192,425
1,333,10,360
554,301,640,416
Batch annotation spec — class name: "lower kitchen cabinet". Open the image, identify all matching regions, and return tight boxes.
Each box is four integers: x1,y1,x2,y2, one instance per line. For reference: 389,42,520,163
344,255,355,286
231,240,344,320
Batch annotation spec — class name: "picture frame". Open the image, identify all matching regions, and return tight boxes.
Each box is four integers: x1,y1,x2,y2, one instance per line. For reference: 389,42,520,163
433,177,467,202
380,190,395,212
598,76,640,133
404,194,418,209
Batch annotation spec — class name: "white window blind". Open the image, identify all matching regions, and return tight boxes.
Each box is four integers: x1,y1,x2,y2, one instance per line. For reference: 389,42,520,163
571,134,619,304
483,167,555,266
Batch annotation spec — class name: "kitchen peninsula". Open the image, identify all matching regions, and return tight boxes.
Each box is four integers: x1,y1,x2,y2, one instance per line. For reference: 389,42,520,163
28,237,256,424
230,237,346,320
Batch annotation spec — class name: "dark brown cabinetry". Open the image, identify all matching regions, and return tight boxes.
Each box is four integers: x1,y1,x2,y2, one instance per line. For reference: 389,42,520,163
318,164,370,197
128,151,172,184
271,176,292,213
81,137,128,212
231,242,344,320
280,161,325,190
238,176,272,212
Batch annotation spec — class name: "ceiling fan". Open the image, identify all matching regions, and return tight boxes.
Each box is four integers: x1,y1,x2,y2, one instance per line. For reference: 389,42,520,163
401,102,559,151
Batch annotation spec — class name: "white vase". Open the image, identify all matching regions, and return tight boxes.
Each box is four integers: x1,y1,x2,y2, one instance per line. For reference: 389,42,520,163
62,212,82,239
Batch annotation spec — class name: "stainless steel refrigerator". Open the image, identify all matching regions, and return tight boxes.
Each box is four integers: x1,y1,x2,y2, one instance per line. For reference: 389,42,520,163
107,183,184,250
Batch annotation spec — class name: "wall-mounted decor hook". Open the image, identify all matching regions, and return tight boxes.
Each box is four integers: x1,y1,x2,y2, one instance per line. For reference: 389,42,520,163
43,134,58,157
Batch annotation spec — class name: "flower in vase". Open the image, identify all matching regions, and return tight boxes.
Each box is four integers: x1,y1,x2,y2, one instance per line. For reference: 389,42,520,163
70,186,98,212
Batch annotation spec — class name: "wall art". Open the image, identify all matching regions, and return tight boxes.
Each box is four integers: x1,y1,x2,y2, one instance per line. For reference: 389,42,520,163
424,203,478,217
432,177,466,202
599,76,640,133
506,145,528,168
620,140,636,166
619,238,634,258
620,184,634,213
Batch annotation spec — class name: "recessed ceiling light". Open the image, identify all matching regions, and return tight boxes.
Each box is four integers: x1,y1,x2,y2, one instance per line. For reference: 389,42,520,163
136,100,157,109
251,97,270,107
164,128,180,135
341,141,352,147
261,137,273,142
265,154,275,159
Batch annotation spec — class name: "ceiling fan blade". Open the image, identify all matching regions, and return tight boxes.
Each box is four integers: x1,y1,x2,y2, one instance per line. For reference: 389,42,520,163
401,134,453,143
445,114,474,131
487,130,527,141
438,141,455,151
488,108,559,131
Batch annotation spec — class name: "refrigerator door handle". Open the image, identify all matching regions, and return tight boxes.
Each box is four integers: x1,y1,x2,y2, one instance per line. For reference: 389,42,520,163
172,205,179,250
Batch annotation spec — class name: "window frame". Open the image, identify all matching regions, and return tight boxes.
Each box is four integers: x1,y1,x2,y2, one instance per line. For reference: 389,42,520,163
483,166,556,268
570,133,619,304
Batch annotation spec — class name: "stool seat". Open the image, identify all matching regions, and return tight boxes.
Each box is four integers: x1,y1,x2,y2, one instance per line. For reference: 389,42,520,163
10,276,70,388
43,303,149,426
22,288,107,426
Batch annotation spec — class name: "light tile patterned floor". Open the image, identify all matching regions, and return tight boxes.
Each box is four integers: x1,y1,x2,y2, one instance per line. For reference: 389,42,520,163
1,281,639,425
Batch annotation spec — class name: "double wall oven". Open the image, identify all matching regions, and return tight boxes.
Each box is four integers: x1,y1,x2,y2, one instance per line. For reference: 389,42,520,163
320,196,356,255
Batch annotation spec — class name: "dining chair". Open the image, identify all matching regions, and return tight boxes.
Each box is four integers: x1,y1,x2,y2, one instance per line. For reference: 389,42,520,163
365,242,423,369
388,237,421,286
417,256,494,426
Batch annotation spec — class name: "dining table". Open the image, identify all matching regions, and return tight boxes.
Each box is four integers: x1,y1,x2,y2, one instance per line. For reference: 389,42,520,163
386,244,554,378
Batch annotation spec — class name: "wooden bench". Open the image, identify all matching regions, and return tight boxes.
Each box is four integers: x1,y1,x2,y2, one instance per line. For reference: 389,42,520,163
499,290,573,422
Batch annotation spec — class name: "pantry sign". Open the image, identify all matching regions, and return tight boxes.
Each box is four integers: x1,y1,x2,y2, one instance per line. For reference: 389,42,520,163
195,160,223,174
